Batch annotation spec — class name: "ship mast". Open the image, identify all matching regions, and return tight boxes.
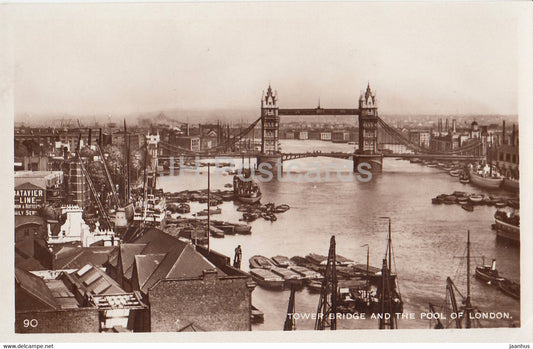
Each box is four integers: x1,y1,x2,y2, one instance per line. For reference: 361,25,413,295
361,244,370,304
207,163,211,251
378,216,397,329
465,230,473,328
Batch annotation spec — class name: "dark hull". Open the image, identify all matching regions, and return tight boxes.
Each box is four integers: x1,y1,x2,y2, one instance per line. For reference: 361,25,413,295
237,195,262,204
475,267,504,284
494,218,520,243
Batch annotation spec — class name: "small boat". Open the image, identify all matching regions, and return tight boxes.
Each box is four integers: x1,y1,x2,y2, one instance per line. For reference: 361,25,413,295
234,169,262,204
443,195,456,204
498,279,520,300
224,183,233,188
288,265,322,280
196,207,222,216
495,201,507,208
211,220,236,234
237,205,252,212
249,268,284,289
475,260,505,284
209,225,225,238
270,267,304,286
176,203,191,214
450,170,462,177
249,255,276,269
261,213,277,222
234,224,252,235
432,197,442,204
461,204,474,212
457,199,468,205
305,253,328,266
274,204,290,213
271,255,292,268
469,194,483,204
242,212,259,222
220,191,234,201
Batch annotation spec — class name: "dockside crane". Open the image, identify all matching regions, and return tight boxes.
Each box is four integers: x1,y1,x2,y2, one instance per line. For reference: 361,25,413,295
75,133,113,230
95,132,121,209
314,235,338,330
78,121,121,210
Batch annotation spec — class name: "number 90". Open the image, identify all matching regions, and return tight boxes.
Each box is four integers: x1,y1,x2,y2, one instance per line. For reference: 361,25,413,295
23,319,38,328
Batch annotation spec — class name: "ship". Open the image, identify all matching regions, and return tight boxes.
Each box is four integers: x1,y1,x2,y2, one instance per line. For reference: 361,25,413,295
233,168,262,204
475,259,505,284
468,164,503,189
493,209,520,243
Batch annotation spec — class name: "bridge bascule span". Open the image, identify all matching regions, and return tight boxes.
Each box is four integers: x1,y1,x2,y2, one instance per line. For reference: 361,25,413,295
155,83,485,173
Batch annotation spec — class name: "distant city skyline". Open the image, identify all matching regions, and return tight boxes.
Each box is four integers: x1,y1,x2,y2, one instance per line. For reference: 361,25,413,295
9,3,524,118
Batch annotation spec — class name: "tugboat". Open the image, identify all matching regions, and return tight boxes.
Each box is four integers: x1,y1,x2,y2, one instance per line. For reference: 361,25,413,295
233,168,262,204
475,259,505,284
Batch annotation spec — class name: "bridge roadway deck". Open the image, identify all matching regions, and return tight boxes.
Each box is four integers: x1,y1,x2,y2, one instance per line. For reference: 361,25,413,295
159,152,484,162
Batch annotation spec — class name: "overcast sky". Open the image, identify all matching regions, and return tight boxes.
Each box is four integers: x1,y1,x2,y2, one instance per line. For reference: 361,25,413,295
9,2,524,117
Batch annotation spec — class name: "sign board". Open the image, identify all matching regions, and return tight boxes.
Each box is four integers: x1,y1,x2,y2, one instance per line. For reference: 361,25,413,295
15,182,45,216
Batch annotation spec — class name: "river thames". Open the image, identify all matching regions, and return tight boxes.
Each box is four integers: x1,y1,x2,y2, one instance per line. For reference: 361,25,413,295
158,140,520,330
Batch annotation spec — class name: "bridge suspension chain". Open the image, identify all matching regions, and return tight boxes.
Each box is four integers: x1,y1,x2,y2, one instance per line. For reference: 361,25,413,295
377,117,483,156
158,116,262,157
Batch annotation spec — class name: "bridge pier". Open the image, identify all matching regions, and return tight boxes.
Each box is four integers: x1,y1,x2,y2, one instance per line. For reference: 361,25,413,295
353,154,383,173
256,154,283,179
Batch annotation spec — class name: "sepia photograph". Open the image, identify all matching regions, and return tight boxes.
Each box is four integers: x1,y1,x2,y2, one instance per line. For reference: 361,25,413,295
3,0,532,343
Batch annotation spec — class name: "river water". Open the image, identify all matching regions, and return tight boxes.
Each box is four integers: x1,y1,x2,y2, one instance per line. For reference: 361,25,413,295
158,139,520,330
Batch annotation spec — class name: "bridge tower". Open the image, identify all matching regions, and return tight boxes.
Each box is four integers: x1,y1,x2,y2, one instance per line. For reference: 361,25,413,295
257,84,282,175
354,83,383,172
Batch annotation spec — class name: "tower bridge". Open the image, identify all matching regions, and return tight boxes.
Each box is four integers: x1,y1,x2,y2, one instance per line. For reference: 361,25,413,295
157,83,485,173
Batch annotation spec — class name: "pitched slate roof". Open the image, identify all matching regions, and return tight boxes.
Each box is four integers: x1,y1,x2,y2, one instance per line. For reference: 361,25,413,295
15,267,59,310
61,263,125,296
119,244,148,279
134,254,166,289
54,246,117,269
127,228,225,293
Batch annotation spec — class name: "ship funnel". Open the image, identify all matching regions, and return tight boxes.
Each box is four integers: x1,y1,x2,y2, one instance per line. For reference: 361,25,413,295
491,259,497,271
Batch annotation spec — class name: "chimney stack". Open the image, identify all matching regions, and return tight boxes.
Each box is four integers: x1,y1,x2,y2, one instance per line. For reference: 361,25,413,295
502,120,506,145
512,124,516,146
445,119,449,132
452,119,456,133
